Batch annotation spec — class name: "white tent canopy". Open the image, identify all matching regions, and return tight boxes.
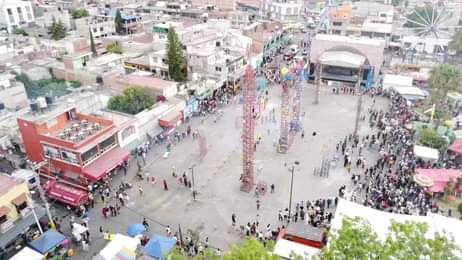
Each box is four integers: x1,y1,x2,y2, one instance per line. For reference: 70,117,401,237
414,145,439,161
94,234,140,260
10,247,44,260
274,239,320,259
383,74,413,90
393,86,427,101
331,199,462,250
319,51,366,68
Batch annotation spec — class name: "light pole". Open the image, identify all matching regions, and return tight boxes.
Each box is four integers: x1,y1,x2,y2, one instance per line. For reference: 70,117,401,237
286,161,299,223
189,164,196,200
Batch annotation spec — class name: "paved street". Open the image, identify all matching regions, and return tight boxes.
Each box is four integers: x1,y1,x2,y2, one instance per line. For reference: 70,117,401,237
59,82,388,259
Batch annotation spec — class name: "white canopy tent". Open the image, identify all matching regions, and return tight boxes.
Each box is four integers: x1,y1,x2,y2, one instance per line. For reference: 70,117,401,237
382,74,413,90
10,247,44,260
331,199,462,250
274,239,320,260
393,86,427,101
414,145,439,161
94,234,140,260
319,51,366,68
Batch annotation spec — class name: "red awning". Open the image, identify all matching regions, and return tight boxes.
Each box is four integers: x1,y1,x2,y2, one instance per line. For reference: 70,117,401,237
83,147,130,182
449,140,462,155
44,180,88,207
159,111,183,128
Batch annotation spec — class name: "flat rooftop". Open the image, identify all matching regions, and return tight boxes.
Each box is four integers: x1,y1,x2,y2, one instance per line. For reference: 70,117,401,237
314,34,385,47
0,174,22,198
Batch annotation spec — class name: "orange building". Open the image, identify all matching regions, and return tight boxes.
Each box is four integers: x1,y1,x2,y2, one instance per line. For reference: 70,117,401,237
17,103,129,206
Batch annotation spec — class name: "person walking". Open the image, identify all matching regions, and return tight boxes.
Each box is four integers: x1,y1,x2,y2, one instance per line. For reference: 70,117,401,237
231,213,236,227
138,185,144,195
270,184,275,193
163,179,169,191
142,218,149,230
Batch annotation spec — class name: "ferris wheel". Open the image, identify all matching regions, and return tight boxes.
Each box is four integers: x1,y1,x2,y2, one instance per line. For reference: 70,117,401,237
404,2,462,39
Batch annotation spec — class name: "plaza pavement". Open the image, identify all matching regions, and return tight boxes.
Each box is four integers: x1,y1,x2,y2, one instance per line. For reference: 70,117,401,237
58,83,388,259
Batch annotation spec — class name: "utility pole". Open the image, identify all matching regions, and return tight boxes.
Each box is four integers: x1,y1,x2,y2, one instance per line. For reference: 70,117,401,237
314,62,322,104
287,161,299,223
353,67,364,137
189,164,196,200
32,160,56,229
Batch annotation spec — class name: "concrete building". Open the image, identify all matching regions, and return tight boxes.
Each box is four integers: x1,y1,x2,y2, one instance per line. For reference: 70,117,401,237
17,103,131,206
0,0,35,33
0,73,28,110
189,0,236,10
75,16,116,39
34,4,72,30
263,0,303,22
0,174,45,251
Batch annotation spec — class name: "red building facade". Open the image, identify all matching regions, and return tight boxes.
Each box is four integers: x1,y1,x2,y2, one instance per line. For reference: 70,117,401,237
17,106,129,206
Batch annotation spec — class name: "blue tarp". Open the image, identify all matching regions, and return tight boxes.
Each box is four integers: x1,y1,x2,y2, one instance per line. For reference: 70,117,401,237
127,223,146,237
29,230,66,254
144,235,177,259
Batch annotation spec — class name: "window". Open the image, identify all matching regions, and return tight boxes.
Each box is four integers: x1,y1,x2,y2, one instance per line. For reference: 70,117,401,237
215,67,222,72
17,7,24,22
99,135,116,152
25,6,32,20
81,146,98,164
333,21,342,26
43,144,60,159
7,8,12,15
121,126,136,141
93,28,97,33
0,214,7,224
100,27,103,32
61,150,79,164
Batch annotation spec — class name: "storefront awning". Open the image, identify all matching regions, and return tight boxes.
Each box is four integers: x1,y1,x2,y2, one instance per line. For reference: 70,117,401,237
12,193,27,206
83,147,130,182
44,180,88,207
159,110,183,128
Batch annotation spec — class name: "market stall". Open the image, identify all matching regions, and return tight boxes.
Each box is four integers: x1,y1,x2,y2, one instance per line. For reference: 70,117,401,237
94,233,140,260
413,145,439,161
10,246,44,260
143,235,177,259
414,168,462,193
28,230,71,259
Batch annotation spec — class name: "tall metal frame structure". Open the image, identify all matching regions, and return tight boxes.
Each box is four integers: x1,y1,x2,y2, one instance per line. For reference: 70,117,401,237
241,65,257,192
278,81,290,153
291,61,305,132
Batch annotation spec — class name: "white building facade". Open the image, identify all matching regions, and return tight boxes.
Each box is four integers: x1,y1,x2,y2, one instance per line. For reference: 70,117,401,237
263,0,303,22
0,0,35,32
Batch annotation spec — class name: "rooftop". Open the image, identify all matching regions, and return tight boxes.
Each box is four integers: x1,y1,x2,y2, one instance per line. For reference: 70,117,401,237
0,174,23,198
126,75,177,90
314,34,385,47
54,119,103,143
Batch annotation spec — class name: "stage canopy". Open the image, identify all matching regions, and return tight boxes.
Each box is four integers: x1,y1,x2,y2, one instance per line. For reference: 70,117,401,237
319,51,366,68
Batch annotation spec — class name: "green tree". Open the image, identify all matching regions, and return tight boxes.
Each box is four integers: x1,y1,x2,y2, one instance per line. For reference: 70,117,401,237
89,30,97,56
71,9,89,19
48,19,67,40
166,26,187,82
419,127,448,152
428,64,462,110
449,31,462,55
457,203,462,218
106,42,122,54
115,9,124,34
107,87,154,114
13,27,28,36
319,217,462,259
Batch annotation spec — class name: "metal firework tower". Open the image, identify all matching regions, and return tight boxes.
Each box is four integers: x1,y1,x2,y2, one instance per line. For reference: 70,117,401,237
241,65,256,192
291,61,304,132
278,81,290,153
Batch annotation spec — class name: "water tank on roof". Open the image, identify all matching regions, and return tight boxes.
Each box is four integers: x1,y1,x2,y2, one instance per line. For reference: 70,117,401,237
36,97,47,109
45,96,53,105
30,102,38,112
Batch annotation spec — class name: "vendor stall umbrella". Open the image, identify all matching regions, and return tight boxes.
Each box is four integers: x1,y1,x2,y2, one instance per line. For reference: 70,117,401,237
127,223,146,237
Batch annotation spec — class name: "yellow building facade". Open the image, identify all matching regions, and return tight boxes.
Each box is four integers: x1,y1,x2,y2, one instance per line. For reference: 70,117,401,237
0,174,32,233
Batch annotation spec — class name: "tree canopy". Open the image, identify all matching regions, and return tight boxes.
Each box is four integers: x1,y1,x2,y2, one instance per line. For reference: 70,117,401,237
71,9,89,19
48,19,67,40
115,9,124,34
166,26,187,82
418,127,448,152
15,73,71,99
319,217,461,260
107,87,154,115
428,64,462,106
